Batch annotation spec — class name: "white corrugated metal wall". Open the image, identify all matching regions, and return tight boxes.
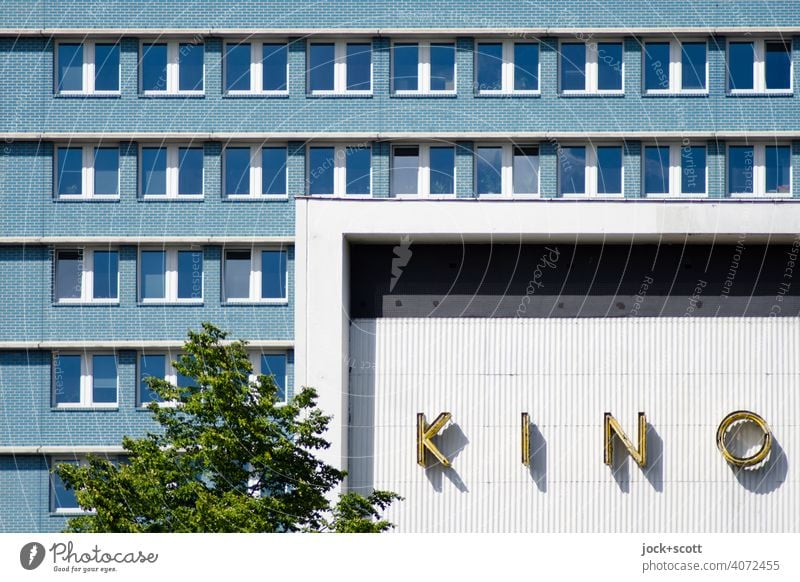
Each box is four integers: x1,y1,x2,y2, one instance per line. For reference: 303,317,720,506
348,318,799,532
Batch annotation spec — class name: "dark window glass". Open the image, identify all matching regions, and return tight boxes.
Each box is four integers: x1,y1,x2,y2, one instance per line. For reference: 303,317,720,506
94,147,119,196
225,250,251,299
92,355,117,404
142,43,168,91
94,43,119,91
597,146,623,194
393,43,418,91
53,354,81,404
308,147,335,194
141,147,167,196
392,146,419,195
346,43,371,90
513,146,539,194
263,43,288,91
225,147,251,196
681,42,706,90
51,459,79,509
309,43,335,91
225,43,251,91
346,146,371,195
561,43,586,91
178,43,204,91
178,251,203,299
261,250,287,299
514,43,539,91
644,146,670,194
559,146,586,194
476,43,502,91
645,42,671,91
55,250,83,300
429,147,455,195
728,145,755,194
765,42,791,90
261,354,287,401
765,145,791,194
597,42,622,90
476,146,503,195
178,147,203,195
57,147,82,196
430,43,455,91
262,147,287,195
729,42,754,90
681,146,706,194
139,353,165,404
93,250,118,299
58,43,83,92
140,250,166,300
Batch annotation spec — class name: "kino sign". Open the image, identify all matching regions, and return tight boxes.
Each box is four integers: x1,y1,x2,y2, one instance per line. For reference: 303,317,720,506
416,410,773,470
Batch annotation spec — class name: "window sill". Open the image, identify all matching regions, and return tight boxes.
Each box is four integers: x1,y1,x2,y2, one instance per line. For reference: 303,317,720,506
139,196,204,202
391,92,457,99
306,91,373,99
139,91,205,99
224,195,289,202
729,193,794,199
223,300,289,306
50,511,93,517
474,91,541,99
727,91,793,97
641,91,709,98
54,196,121,202
51,406,119,412
222,91,290,99
138,301,204,306
54,92,122,99
560,91,625,98
53,301,120,307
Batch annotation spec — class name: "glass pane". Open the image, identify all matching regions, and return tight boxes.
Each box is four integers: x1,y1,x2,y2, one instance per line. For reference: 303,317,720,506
728,42,754,90
597,42,622,90
261,250,287,299
58,43,83,92
177,251,203,299
57,147,83,196
55,250,83,300
476,146,503,195
261,354,287,401
142,43,168,91
393,43,418,91
225,250,251,299
263,43,287,91
681,42,706,90
681,146,706,194
766,42,791,90
225,43,251,91
513,146,539,194
644,146,670,194
430,43,455,91
140,250,166,299
560,43,586,91
559,146,586,194
346,145,371,195
476,43,502,91
514,43,539,91
309,43,335,91
596,146,622,194
308,147,335,194
645,42,671,91
766,145,791,194
262,147,287,195
93,250,118,299
141,147,167,196
93,147,119,196
429,147,455,195
53,353,81,404
392,146,419,195
139,353,165,404
176,368,193,388
94,43,119,91
92,355,117,404
225,147,250,196
178,147,203,195
179,43,204,91
346,43,371,90
728,146,755,194
51,460,79,509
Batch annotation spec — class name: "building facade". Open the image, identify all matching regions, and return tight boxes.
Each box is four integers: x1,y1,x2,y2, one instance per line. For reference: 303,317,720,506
1,0,799,532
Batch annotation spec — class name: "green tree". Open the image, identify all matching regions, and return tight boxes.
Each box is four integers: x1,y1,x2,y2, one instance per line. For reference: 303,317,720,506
56,323,399,533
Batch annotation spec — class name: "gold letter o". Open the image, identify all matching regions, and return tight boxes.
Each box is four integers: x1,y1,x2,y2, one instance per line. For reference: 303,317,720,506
716,410,772,468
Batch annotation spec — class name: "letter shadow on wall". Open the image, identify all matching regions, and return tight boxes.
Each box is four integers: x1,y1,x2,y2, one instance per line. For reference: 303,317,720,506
611,423,664,493
424,424,470,493
732,436,788,494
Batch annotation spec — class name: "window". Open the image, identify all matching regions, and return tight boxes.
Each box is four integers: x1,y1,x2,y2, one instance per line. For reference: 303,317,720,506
643,40,707,93
50,455,120,512
224,145,288,197
642,144,707,196
55,145,119,198
54,248,119,303
141,41,204,94
139,248,203,303
560,41,623,93
475,40,539,93
56,41,120,94
224,41,288,93
392,41,456,94
140,144,204,198
223,248,288,302
391,145,455,196
307,144,371,196
557,145,624,196
249,352,289,402
728,144,791,196
138,352,193,405
475,144,539,196
52,352,117,407
728,39,792,93
308,40,372,94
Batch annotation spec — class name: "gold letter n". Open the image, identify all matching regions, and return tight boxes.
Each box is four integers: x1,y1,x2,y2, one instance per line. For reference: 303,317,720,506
604,412,647,468
417,412,452,467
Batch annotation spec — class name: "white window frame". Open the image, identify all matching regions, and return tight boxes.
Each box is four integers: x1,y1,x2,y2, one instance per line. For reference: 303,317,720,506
137,351,187,408
222,247,289,304
248,351,289,404
55,40,121,95
54,247,119,304
727,142,793,198
223,144,289,199
391,39,457,95
54,144,120,200
307,39,372,95
474,39,540,95
727,38,794,94
305,143,372,197
642,39,709,94
558,144,625,197
139,143,204,199
51,351,118,409
223,39,289,95
559,40,625,95
642,143,708,198
475,143,540,197
138,247,204,304
140,40,205,96
391,143,457,198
